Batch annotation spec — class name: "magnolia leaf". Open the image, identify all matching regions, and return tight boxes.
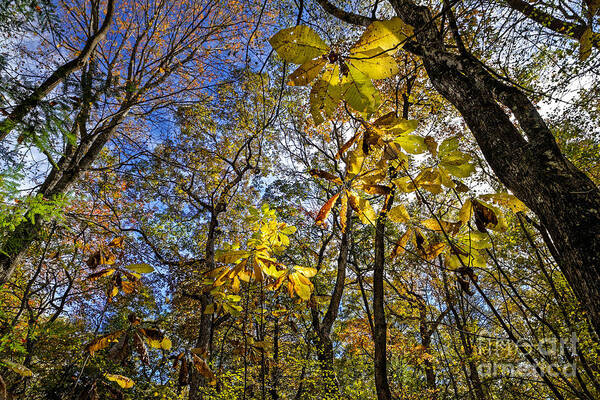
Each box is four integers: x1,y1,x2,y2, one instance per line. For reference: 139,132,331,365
105,373,134,389
2,359,32,377
341,65,381,113
395,135,426,154
424,136,437,157
421,218,462,236
393,176,416,192
423,242,447,261
458,199,473,224
388,205,410,223
351,17,413,54
442,161,475,178
288,57,327,86
472,199,498,233
348,50,399,80
289,272,312,300
309,169,341,183
347,148,365,175
439,136,460,157
480,193,527,213
373,112,418,134
269,25,329,64
347,191,377,224
124,263,154,274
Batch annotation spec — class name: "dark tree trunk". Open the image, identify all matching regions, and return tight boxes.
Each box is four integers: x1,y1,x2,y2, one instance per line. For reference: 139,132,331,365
373,196,394,400
311,208,352,399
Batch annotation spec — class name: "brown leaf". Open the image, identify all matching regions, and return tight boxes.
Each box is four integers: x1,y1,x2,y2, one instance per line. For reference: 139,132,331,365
391,229,412,258
134,333,149,366
360,184,391,196
315,192,340,227
336,131,362,159
192,354,216,385
309,169,341,183
472,199,497,233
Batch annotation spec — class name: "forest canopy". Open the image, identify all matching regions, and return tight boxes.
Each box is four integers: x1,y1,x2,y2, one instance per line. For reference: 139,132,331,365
0,0,599,399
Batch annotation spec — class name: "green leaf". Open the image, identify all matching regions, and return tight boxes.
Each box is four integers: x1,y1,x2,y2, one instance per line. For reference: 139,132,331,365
438,136,460,157
351,17,413,54
288,57,326,86
441,161,475,178
124,263,154,274
341,65,381,113
269,26,329,64
395,135,426,154
349,49,399,80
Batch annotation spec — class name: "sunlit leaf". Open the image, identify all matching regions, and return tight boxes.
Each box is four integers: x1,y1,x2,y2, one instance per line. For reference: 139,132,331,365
269,26,329,64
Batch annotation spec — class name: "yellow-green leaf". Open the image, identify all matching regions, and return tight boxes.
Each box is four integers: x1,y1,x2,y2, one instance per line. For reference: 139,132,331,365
269,26,329,64
124,263,154,274
341,65,381,113
388,205,410,223
395,135,426,154
2,359,32,377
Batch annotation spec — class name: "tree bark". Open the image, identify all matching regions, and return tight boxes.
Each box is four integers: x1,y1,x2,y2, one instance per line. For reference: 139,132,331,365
311,207,352,399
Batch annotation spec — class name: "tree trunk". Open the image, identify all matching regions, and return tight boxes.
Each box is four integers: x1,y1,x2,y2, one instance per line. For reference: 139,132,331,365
373,196,394,400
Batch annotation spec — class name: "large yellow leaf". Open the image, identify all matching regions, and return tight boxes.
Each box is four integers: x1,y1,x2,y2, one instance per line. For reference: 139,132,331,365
215,250,249,264
395,135,426,154
124,263,154,274
269,26,329,64
347,191,377,224
579,27,593,61
480,193,527,213
388,205,410,223
316,192,340,226
105,373,134,389
391,228,412,258
351,17,413,54
348,50,399,80
295,266,317,278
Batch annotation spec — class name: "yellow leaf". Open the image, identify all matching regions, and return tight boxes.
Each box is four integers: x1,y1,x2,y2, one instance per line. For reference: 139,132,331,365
351,17,413,54
105,373,134,389
124,263,154,274
348,50,399,80
391,228,412,258
295,266,317,278
288,57,327,86
388,205,410,223
579,27,593,61
458,199,472,224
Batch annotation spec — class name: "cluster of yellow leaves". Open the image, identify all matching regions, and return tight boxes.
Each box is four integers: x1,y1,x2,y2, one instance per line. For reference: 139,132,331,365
270,19,413,124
